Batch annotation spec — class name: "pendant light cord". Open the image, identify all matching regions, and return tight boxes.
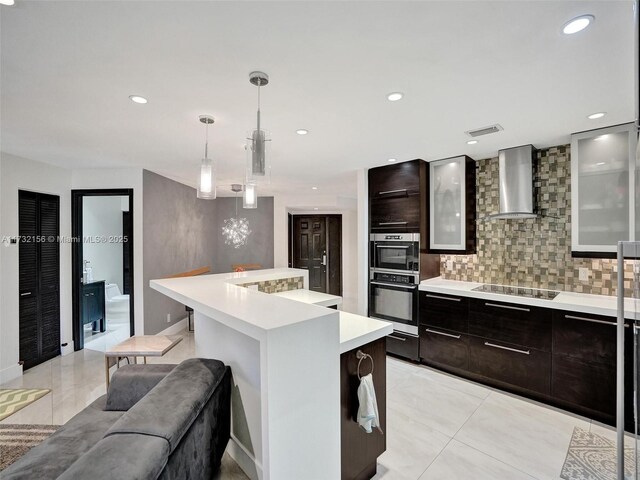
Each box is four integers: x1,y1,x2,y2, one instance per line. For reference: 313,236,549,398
204,121,209,158
256,79,261,133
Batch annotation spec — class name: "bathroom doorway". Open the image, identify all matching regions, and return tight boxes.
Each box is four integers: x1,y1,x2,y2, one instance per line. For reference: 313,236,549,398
71,189,134,352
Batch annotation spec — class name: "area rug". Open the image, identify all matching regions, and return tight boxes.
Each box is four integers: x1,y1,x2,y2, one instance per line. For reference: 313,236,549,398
0,424,59,470
0,389,50,421
560,426,635,480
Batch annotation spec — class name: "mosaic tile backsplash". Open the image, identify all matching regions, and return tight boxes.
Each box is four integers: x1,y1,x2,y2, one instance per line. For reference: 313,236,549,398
238,276,304,294
441,145,638,297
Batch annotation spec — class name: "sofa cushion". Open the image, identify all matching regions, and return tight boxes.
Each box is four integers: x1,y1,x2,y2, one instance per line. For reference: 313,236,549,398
105,358,227,452
57,434,170,480
106,364,176,411
0,395,125,479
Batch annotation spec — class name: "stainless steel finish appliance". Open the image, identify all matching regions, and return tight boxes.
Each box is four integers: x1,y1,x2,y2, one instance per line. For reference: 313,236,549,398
369,270,419,335
486,145,538,220
370,233,420,272
472,284,560,300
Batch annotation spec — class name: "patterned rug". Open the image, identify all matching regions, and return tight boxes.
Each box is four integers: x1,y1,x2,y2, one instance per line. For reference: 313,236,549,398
0,389,50,421
561,427,635,480
0,424,59,470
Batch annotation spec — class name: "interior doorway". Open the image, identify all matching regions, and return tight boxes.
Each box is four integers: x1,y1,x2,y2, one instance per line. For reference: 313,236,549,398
289,214,342,296
71,189,134,352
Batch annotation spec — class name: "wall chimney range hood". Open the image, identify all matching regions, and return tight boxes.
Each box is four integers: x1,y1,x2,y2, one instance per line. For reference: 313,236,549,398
486,144,539,220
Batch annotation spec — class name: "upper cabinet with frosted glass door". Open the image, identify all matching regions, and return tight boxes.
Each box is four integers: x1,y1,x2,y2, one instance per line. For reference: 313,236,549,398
429,155,476,253
571,123,638,256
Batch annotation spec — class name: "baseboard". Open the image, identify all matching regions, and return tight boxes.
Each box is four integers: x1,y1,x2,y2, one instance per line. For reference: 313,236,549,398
227,436,262,480
61,341,74,356
0,363,23,385
156,316,188,336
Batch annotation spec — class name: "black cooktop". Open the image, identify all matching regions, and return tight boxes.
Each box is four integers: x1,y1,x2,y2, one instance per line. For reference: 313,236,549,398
472,284,560,300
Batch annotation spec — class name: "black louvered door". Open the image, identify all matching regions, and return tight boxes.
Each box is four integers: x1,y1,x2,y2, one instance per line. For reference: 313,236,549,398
19,191,60,370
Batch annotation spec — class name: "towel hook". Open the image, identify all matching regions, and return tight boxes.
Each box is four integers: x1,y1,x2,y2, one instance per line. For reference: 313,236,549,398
356,350,374,380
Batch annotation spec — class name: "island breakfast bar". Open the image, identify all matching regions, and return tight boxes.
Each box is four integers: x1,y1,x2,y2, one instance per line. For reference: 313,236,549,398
150,268,392,480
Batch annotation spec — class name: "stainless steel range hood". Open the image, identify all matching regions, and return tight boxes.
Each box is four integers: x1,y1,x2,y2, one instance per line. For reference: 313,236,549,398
487,144,538,220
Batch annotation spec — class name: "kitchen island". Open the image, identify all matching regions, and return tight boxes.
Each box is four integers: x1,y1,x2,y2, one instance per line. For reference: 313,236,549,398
151,268,392,480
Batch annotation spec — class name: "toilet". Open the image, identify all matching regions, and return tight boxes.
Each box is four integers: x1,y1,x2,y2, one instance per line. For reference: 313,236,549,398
105,283,129,324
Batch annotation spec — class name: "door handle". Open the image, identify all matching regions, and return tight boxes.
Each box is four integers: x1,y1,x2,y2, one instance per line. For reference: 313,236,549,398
564,314,625,327
484,341,530,355
20,292,31,297
485,302,530,313
425,328,461,339
387,334,407,342
378,189,408,196
322,253,327,266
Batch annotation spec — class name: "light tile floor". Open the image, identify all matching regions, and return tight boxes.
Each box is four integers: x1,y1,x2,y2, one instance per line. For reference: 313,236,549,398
0,330,620,479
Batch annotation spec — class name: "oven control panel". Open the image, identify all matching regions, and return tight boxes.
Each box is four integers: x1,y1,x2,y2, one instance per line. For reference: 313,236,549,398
373,272,416,285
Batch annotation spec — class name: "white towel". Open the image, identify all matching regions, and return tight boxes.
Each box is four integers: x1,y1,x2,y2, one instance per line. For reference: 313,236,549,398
357,373,383,434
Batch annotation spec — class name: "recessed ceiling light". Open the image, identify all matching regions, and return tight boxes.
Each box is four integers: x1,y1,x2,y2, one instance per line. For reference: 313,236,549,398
595,162,606,166
311,186,318,190
129,95,148,104
562,15,594,35
296,129,309,135
467,140,478,145
387,92,403,102
388,158,397,162
587,112,606,120
0,0,16,5
313,207,319,211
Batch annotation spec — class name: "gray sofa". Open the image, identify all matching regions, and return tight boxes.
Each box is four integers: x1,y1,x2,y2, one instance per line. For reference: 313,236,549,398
2,358,231,480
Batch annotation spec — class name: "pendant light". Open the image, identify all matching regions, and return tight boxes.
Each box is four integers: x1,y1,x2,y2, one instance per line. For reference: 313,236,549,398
243,181,257,209
222,184,251,248
246,71,271,183
197,115,216,200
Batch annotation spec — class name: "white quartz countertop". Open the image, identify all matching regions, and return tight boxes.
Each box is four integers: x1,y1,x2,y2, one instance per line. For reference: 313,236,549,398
151,268,334,338
272,289,342,307
339,312,393,354
419,277,640,320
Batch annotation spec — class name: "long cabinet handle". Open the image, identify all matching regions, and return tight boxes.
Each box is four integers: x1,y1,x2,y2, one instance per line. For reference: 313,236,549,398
387,334,407,342
484,341,530,355
378,189,408,196
426,294,461,302
485,302,530,313
564,314,628,328
378,221,408,226
425,328,461,339
20,292,31,296
370,281,416,290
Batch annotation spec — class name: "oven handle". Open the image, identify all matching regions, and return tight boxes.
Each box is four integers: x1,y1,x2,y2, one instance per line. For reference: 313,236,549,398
370,281,417,290
375,245,410,249
377,221,409,226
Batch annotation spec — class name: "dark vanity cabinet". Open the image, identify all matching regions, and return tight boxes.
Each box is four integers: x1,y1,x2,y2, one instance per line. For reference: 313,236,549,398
419,292,634,428
82,280,105,333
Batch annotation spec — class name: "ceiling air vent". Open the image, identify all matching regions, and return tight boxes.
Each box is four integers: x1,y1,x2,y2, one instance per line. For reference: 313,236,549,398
465,124,504,138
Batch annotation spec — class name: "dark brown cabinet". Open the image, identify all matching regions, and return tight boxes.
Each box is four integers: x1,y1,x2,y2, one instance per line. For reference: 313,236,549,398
419,290,634,428
469,299,552,352
386,330,419,361
369,161,421,198
468,336,551,395
82,280,105,333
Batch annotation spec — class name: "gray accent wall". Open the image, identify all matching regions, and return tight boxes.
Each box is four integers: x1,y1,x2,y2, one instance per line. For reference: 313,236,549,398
212,197,274,274
142,170,274,334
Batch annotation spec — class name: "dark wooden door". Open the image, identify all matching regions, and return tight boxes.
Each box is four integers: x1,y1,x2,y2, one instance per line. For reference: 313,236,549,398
293,217,327,292
19,191,60,370
122,211,131,295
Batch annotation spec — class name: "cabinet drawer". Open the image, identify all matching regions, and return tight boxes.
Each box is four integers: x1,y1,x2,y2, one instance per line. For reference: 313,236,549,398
369,161,421,198
420,292,468,332
420,327,469,371
469,336,551,395
386,331,419,361
552,355,615,417
552,311,623,366
370,195,420,232
469,299,552,351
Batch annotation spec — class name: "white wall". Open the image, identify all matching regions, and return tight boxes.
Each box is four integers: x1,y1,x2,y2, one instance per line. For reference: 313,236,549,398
0,152,73,383
71,168,144,337
82,196,126,291
273,193,360,314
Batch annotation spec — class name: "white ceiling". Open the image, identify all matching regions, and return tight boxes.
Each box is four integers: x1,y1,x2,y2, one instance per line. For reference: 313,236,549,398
0,1,636,197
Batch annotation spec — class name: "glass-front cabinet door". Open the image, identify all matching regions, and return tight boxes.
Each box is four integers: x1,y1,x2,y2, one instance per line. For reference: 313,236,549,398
429,155,476,253
571,123,638,255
